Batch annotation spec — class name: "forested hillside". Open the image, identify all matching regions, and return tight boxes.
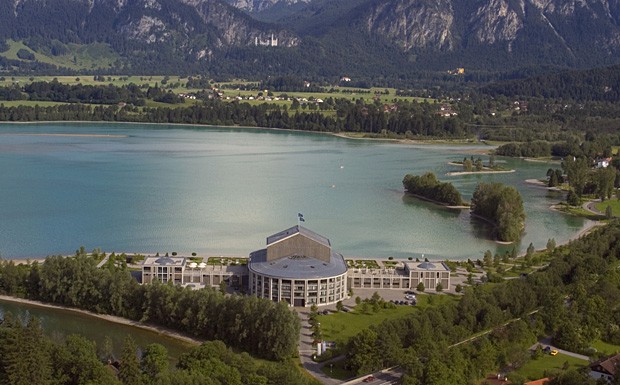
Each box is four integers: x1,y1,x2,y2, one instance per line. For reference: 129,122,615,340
2,0,620,76
481,64,620,102
344,221,620,384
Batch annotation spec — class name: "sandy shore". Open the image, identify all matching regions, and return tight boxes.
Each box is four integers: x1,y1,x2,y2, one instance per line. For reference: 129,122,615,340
9,258,48,265
0,295,202,346
404,191,470,209
446,169,515,176
0,133,127,138
525,178,547,186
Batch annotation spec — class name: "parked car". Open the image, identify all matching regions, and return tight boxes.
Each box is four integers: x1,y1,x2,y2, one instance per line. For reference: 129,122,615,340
363,375,375,382
543,346,551,353
550,349,559,356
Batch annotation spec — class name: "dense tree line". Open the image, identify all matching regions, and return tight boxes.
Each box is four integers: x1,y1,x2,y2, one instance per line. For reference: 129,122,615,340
402,172,463,206
23,81,147,105
0,250,299,361
495,141,552,158
495,136,616,159
481,64,620,102
0,316,316,385
471,182,525,242
343,221,620,384
0,99,471,137
259,76,326,93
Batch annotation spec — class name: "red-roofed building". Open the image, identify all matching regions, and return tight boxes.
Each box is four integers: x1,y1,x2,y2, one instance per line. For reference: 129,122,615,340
590,353,620,383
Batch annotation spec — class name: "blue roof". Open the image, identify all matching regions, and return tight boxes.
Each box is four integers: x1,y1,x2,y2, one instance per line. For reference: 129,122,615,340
266,225,331,248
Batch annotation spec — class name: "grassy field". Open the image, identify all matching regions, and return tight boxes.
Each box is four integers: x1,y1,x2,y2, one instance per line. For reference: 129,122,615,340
0,40,120,71
553,202,605,220
216,85,431,104
591,339,620,355
510,353,588,381
0,100,74,107
0,75,177,88
318,295,459,344
0,74,444,119
595,198,620,217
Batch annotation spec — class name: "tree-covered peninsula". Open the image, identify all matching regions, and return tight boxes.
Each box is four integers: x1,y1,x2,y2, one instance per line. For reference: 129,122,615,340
471,182,525,242
403,173,464,206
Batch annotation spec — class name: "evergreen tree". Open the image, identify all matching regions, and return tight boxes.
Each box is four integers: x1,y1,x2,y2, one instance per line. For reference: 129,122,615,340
118,336,143,385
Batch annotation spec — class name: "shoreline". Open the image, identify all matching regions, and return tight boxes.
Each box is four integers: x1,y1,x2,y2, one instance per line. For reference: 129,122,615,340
0,133,127,138
0,120,493,147
446,169,515,176
0,295,202,346
404,191,470,209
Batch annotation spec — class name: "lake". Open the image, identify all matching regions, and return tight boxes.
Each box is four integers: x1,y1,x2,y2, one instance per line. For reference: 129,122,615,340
0,298,194,361
0,122,591,260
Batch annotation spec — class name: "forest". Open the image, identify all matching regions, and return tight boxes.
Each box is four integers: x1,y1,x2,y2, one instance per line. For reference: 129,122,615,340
470,182,525,242
402,172,463,206
4,220,617,384
344,220,620,385
0,317,316,385
0,250,299,362
0,98,468,138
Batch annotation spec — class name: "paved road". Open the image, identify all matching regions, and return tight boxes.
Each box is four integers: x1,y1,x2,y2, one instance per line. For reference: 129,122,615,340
531,338,590,361
96,255,110,268
297,310,342,385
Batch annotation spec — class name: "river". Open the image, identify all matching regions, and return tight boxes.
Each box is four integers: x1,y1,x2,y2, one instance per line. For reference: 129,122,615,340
0,122,591,260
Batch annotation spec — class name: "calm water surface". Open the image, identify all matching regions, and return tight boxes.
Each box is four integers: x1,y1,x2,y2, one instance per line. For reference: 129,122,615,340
0,122,591,260
0,299,193,361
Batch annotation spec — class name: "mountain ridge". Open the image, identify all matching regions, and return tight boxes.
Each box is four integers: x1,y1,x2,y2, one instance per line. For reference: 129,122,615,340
1,0,620,76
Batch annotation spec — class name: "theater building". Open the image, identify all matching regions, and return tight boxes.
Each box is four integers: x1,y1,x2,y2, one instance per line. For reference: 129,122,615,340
248,225,348,307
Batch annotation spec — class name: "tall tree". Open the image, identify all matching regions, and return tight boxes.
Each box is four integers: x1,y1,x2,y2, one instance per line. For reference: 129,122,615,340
118,336,143,385
4,317,52,385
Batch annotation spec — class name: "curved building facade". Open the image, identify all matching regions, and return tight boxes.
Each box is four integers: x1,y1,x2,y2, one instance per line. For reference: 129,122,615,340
248,225,348,307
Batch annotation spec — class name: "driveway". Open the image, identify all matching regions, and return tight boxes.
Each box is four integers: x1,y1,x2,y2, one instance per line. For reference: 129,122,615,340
531,338,590,361
297,309,342,385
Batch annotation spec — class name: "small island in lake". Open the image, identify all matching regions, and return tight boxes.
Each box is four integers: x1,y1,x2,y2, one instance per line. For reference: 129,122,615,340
403,172,469,208
447,155,515,176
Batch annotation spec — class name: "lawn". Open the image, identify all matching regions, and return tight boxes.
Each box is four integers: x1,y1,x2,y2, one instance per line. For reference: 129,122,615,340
0,100,73,107
595,198,620,217
552,202,605,220
0,40,120,70
591,339,620,355
318,295,459,344
346,260,380,269
206,257,247,266
510,353,588,381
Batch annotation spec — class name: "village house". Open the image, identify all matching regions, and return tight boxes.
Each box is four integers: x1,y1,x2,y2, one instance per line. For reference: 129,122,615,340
590,353,620,383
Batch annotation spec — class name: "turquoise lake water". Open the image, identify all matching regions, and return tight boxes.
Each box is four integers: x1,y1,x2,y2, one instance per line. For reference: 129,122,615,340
0,122,591,260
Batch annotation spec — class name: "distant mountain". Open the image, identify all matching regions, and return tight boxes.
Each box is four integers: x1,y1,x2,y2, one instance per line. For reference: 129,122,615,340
266,0,620,69
1,0,620,77
0,0,298,72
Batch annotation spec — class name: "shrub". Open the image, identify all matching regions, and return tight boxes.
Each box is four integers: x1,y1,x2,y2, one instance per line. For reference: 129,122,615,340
16,48,35,61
